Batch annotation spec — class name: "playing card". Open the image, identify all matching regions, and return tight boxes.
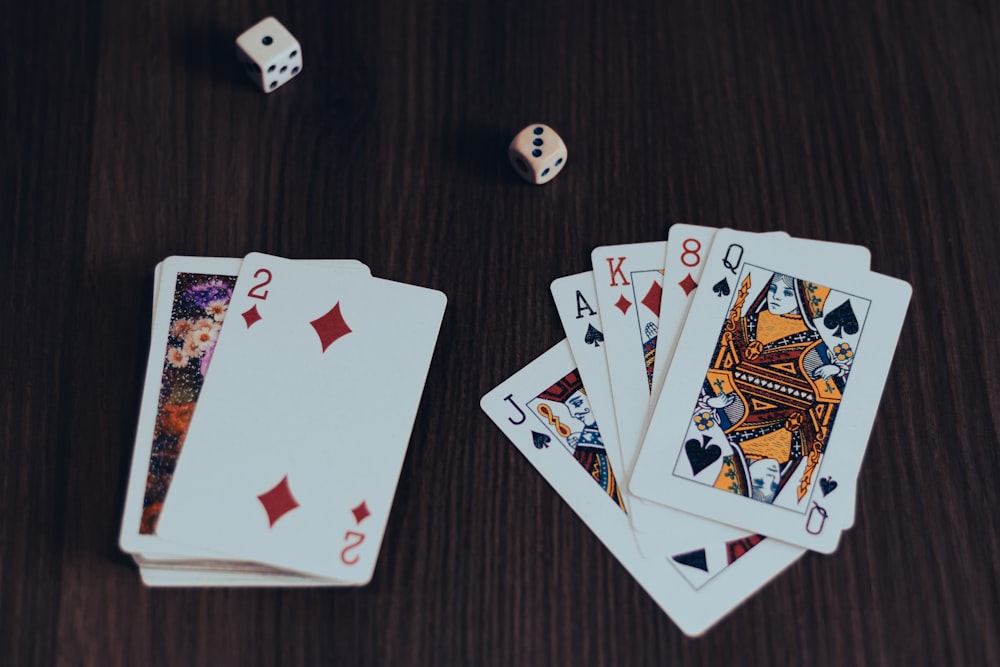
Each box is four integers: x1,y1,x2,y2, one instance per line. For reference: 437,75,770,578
119,256,371,563
138,564,340,587
589,241,667,477
589,237,763,560
553,270,798,569
549,272,629,510
131,551,335,582
651,225,728,402
481,341,805,636
625,229,869,556
630,230,910,552
590,237,790,480
649,229,796,425
151,260,165,331
154,254,446,582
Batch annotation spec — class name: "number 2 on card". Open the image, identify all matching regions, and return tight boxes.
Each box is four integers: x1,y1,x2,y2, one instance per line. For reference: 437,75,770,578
247,268,272,300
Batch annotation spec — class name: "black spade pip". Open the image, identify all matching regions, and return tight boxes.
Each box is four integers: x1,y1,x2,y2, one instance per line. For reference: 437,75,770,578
823,300,859,338
584,323,604,347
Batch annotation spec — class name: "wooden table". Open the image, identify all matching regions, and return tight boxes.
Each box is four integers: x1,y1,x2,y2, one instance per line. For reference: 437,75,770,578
3,0,998,664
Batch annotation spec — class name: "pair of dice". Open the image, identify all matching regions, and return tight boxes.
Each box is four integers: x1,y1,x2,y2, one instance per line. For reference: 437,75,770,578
235,18,567,184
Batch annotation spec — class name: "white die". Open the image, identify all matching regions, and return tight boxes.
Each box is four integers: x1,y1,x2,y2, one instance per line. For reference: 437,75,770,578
236,17,302,93
508,124,568,184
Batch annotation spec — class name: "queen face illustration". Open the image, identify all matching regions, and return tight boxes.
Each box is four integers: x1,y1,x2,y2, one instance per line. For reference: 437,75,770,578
749,459,781,503
694,270,857,505
766,274,800,315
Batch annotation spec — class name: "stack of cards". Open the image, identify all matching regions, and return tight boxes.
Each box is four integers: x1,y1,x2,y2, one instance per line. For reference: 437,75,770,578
120,254,447,586
481,225,911,635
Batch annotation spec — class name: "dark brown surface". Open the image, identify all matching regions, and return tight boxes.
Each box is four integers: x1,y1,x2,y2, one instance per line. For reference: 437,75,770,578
2,0,999,664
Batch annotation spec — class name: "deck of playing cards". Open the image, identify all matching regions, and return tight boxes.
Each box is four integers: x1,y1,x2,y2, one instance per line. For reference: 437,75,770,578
120,254,447,586
481,225,911,636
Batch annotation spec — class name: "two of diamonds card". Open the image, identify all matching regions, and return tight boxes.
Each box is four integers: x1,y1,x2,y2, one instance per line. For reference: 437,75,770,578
482,224,910,634
119,254,446,585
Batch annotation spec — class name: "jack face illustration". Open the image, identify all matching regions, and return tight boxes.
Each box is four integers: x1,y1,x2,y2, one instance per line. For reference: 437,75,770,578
528,371,625,510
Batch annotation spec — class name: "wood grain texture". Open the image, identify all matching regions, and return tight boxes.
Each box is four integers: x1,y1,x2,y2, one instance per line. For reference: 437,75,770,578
2,0,998,664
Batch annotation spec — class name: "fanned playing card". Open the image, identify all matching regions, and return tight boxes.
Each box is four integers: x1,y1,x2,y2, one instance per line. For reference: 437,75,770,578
552,270,798,572
652,225,728,404
626,231,870,555
589,241,668,478
154,253,446,582
481,341,805,636
630,231,909,552
550,271,629,511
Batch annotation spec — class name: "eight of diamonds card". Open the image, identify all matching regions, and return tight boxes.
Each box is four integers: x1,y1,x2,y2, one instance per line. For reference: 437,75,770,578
651,225,774,403
154,253,446,583
481,340,806,637
649,225,721,402
630,230,910,552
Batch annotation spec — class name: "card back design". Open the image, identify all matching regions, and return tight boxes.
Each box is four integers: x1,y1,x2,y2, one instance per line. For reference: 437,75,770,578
141,271,237,533
673,265,870,512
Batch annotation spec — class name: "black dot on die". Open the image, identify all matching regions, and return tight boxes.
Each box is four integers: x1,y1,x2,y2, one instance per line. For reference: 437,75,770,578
269,81,277,89
533,127,544,135
262,35,274,45
291,66,300,74
290,50,298,58
555,158,563,166
280,65,288,73
532,149,542,158
541,168,550,177
268,65,276,73
533,138,543,146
